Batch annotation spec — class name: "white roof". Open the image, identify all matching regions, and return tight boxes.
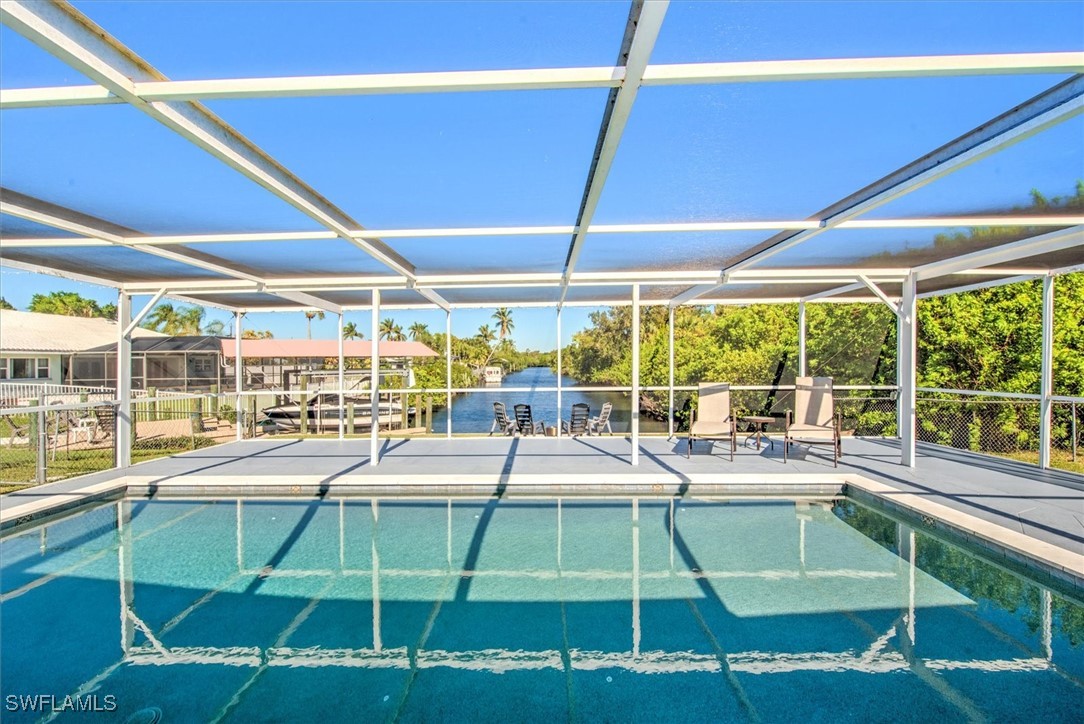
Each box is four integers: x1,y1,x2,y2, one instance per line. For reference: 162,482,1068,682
0,309,165,354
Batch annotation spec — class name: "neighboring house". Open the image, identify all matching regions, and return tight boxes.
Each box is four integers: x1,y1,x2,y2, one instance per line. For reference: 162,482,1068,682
71,336,224,392
0,309,165,385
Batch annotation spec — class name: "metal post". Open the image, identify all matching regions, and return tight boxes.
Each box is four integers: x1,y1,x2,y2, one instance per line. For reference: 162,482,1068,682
338,313,345,440
1039,274,1054,469
445,309,452,438
631,284,640,466
116,292,132,468
371,290,381,465
900,273,918,467
36,404,46,485
668,306,675,439
798,301,807,377
234,311,243,442
556,307,563,439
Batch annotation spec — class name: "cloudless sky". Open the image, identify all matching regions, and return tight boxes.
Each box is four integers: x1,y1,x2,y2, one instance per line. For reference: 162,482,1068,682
1,1,1081,349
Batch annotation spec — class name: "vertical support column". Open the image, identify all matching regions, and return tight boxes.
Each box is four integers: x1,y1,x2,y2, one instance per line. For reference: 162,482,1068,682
338,313,345,440
370,290,381,465
798,301,807,377
116,292,132,468
1039,274,1054,469
631,284,641,466
234,311,243,442
556,307,563,439
445,310,453,438
900,273,918,467
668,306,675,439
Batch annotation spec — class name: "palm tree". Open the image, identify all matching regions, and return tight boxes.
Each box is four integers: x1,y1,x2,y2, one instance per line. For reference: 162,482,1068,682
342,321,363,340
203,319,226,336
477,324,496,345
304,310,326,339
493,307,514,340
177,307,205,334
408,322,429,342
379,318,405,341
143,303,179,333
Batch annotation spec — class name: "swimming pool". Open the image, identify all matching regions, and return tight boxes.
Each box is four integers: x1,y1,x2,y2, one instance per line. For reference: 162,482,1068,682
1,497,1080,722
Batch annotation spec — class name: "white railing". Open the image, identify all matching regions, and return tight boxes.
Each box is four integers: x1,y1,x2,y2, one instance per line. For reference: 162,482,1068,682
0,382,114,407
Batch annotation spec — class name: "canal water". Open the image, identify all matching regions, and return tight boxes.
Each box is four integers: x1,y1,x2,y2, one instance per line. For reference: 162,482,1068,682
430,367,666,435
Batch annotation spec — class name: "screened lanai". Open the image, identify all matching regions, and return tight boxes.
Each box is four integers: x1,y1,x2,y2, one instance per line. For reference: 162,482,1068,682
1,0,1082,475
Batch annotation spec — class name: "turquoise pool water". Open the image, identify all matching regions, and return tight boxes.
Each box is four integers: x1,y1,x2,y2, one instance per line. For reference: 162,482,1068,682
1,497,1081,722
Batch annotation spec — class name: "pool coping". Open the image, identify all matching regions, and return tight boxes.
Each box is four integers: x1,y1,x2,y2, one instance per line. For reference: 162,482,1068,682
2,465,1081,593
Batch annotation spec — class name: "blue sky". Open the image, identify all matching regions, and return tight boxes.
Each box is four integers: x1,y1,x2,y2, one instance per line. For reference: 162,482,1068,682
1,1,1081,349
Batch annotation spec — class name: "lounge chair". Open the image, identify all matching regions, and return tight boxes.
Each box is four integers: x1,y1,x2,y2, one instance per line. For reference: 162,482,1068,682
489,401,516,436
513,404,545,436
687,382,736,461
784,376,841,467
562,403,590,437
589,402,613,436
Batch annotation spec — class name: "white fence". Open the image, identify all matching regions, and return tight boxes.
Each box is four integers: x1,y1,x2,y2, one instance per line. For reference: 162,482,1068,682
0,382,114,407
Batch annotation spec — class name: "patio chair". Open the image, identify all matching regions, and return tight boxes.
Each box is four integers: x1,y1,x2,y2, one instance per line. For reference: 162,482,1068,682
561,403,590,437
489,401,516,436
589,402,614,436
64,409,98,444
687,382,736,461
784,376,842,467
513,404,545,436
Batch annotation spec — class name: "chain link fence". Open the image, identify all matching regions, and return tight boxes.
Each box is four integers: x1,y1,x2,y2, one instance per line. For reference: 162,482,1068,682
1051,401,1083,474
130,395,232,464
1,402,117,489
0,394,236,490
914,392,1084,474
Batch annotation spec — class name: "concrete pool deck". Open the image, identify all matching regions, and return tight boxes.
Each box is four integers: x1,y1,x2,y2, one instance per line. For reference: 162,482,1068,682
2,436,1082,589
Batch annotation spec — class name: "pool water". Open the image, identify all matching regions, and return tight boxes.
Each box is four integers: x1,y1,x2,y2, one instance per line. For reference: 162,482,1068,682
1,498,1081,722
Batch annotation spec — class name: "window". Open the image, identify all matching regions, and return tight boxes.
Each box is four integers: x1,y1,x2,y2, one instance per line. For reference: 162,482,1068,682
5,357,50,379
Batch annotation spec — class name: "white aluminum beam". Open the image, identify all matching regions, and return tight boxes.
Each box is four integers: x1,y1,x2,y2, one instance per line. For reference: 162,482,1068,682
913,225,1084,281
1039,275,1054,469
0,0,417,280
370,289,381,466
560,0,669,305
801,282,866,302
631,283,641,466
234,312,242,442
641,52,1084,85
669,282,724,308
917,274,1040,299
5,216,1080,249
445,310,452,438
0,257,121,289
899,274,918,467
123,288,167,337
116,291,132,468
3,51,1078,108
338,313,345,440
414,287,451,313
798,302,807,377
670,75,1084,307
667,306,674,438
1,188,342,313
857,275,901,316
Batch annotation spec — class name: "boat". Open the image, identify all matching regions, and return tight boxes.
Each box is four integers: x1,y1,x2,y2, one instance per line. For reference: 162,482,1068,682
260,392,409,432
483,366,503,385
